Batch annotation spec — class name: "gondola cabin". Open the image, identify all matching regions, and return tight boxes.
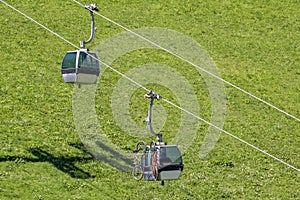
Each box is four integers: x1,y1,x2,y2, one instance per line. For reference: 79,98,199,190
61,49,100,84
142,145,184,181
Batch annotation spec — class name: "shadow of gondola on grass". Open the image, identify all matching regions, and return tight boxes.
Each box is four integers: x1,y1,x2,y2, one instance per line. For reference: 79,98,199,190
92,140,132,172
0,143,95,179
30,148,94,179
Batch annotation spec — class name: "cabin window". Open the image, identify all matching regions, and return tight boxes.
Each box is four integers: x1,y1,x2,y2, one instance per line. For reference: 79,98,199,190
79,52,99,68
161,147,182,164
62,52,77,69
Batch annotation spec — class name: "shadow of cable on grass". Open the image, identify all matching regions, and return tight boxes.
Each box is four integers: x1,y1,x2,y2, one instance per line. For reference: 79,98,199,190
0,143,95,179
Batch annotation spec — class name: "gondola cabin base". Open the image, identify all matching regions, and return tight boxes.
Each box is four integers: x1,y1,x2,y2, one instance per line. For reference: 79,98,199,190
159,170,181,180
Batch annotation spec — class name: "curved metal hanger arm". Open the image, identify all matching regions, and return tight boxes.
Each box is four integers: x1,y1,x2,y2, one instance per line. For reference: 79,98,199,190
80,4,99,49
144,91,163,142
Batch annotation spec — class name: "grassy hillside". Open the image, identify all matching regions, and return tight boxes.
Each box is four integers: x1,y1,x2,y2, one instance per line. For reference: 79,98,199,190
0,0,299,199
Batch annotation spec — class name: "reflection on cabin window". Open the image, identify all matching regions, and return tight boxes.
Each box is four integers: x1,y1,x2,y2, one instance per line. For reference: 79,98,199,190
160,146,181,165
79,52,99,68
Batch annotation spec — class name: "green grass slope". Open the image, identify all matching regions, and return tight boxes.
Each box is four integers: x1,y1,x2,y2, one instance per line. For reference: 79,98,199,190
0,0,299,199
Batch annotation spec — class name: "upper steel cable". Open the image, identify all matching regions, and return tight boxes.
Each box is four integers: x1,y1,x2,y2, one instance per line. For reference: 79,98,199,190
72,0,300,123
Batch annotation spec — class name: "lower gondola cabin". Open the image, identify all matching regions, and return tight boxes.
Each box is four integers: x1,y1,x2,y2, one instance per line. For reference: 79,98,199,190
142,145,184,181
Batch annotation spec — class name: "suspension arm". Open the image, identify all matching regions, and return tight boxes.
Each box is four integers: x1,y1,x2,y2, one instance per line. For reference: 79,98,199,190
144,91,163,142
80,4,99,49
